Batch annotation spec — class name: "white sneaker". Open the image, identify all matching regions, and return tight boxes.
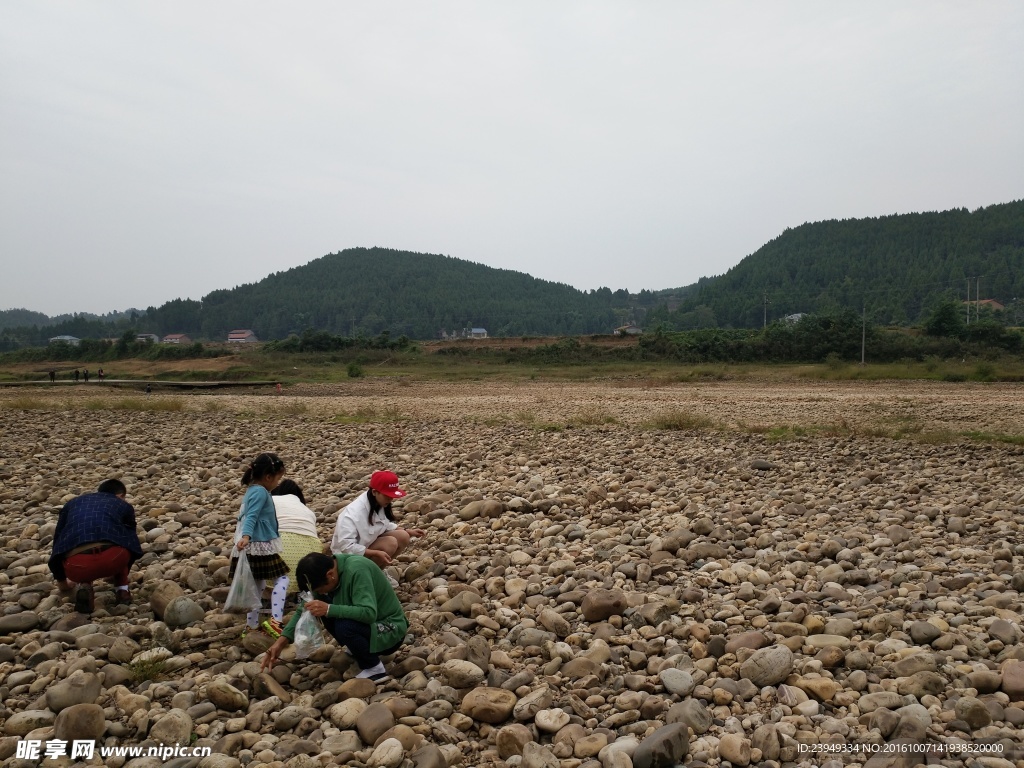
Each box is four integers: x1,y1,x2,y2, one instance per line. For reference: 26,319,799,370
355,661,390,682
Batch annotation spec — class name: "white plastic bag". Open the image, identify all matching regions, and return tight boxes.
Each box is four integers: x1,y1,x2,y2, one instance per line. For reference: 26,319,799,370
294,592,325,659
224,551,262,614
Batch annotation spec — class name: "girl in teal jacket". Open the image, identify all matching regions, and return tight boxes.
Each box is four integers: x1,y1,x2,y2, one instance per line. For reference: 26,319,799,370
230,452,289,637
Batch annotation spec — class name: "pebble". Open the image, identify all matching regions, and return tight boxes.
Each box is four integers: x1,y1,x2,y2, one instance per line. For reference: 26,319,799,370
52,703,105,742
1,383,1022,763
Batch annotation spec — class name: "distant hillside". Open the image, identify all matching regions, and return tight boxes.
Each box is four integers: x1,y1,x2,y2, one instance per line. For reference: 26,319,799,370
143,248,646,340
6,201,1024,346
653,201,1024,329
0,308,50,331
0,308,143,332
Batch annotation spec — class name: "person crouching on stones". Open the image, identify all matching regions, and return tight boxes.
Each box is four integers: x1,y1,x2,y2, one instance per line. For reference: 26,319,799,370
271,479,322,595
49,478,143,613
260,551,407,682
330,471,424,586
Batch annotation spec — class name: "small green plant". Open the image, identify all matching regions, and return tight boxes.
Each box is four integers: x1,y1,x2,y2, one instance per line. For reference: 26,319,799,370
202,399,227,413
567,406,618,427
916,429,959,444
334,408,375,424
824,352,844,370
111,397,185,412
333,406,405,424
973,361,996,381
535,422,564,432
127,657,167,682
765,425,807,441
692,367,727,380
514,411,537,424
761,422,854,441
647,409,714,431
79,397,185,412
2,396,48,410
277,401,308,415
962,430,1024,445
346,362,364,378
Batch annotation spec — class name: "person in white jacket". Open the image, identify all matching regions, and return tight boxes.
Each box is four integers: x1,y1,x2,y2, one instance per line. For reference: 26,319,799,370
331,471,424,571
271,480,322,594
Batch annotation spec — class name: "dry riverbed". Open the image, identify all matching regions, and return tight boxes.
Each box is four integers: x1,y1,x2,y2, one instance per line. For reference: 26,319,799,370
0,379,1022,768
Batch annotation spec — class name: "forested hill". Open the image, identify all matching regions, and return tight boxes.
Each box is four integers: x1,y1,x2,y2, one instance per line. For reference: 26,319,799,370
6,202,1023,345
652,201,1024,329
145,248,638,340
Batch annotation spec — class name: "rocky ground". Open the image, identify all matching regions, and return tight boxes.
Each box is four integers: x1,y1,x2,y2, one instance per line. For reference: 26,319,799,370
0,379,1022,768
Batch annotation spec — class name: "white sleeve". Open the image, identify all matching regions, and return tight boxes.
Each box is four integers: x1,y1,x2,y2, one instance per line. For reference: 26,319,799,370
331,507,366,555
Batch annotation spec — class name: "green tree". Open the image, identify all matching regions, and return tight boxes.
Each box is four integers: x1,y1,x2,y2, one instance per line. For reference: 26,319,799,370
924,299,966,338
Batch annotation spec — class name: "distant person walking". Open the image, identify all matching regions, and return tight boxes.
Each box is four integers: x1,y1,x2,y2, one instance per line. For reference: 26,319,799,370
48,370,56,383
98,368,105,382
83,369,89,383
73,369,80,383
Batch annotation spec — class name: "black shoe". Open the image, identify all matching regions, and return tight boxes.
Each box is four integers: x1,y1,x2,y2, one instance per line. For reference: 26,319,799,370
115,589,132,605
74,584,95,614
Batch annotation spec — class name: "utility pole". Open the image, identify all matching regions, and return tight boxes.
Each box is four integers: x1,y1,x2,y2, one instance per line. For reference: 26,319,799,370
966,279,971,325
861,303,866,366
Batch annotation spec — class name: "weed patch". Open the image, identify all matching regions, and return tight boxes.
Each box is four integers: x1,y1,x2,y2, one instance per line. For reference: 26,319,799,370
333,406,405,424
646,409,714,431
567,406,617,427
963,430,1024,446
110,398,185,412
127,657,167,683
2,396,48,410
276,401,308,416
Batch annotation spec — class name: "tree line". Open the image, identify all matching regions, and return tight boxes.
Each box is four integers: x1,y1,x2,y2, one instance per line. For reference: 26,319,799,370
652,200,1024,330
2,201,1022,348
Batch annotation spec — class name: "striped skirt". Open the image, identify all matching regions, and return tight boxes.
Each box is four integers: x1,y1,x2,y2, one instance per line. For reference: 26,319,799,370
229,551,289,581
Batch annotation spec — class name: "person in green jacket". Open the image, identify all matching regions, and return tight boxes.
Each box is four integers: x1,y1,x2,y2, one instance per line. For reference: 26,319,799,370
261,552,408,682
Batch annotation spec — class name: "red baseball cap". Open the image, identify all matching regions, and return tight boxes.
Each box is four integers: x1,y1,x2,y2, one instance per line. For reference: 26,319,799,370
369,470,406,498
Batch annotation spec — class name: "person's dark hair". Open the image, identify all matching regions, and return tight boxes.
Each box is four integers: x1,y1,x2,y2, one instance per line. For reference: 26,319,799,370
271,479,306,505
241,453,285,486
366,488,395,524
97,478,127,496
295,552,335,594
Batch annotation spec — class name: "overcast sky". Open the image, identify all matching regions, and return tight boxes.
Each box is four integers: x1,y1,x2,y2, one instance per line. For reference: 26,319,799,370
2,2,1022,316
